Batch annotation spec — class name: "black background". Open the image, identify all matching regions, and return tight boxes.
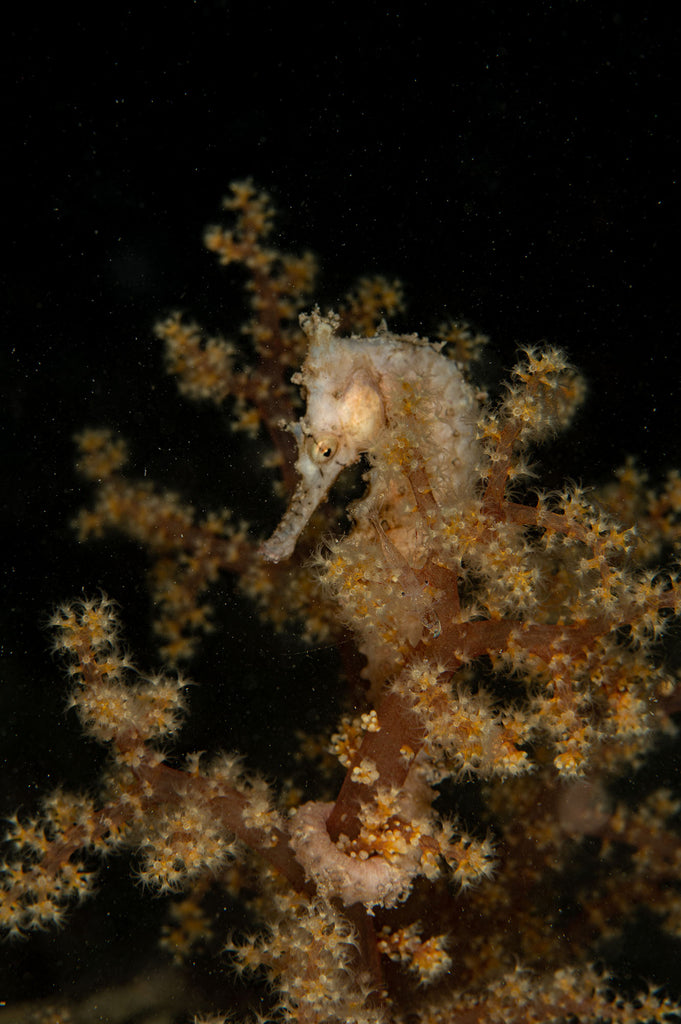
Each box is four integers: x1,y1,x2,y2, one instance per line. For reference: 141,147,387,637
2,0,679,1013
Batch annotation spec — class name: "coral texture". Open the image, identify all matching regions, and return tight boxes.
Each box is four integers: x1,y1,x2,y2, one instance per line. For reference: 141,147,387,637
3,182,681,1024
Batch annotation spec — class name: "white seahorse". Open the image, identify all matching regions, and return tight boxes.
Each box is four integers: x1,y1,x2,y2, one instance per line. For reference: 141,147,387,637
260,309,479,564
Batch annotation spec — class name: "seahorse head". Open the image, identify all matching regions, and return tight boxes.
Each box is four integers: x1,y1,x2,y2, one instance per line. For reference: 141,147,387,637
260,311,385,562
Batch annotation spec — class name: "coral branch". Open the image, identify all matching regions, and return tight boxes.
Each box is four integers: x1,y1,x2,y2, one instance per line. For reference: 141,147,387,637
5,183,681,1024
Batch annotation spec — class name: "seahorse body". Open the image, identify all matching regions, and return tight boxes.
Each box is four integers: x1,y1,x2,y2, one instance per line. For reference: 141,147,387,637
260,309,479,563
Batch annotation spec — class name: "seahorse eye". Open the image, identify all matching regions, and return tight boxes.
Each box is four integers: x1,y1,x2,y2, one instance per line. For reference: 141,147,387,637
309,436,339,463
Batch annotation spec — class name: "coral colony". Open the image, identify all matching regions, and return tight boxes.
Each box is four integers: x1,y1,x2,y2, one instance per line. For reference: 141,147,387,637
3,182,681,1023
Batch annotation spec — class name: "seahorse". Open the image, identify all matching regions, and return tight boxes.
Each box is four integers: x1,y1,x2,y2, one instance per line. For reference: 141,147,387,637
260,309,479,564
